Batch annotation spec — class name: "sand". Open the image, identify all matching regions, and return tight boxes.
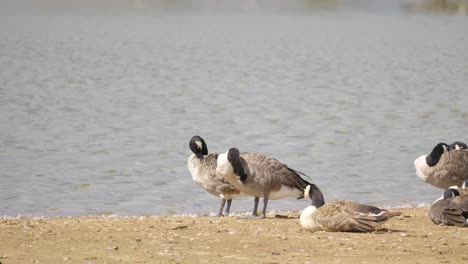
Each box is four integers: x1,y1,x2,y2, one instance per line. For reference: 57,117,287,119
0,207,467,264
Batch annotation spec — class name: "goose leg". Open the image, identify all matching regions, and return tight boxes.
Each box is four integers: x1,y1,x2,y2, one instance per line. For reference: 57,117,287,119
225,199,233,215
262,196,269,218
218,198,226,217
253,197,260,216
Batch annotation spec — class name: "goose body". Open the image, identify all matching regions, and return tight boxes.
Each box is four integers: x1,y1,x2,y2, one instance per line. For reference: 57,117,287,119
216,148,311,217
414,142,468,189
429,187,468,226
300,185,401,232
187,136,245,216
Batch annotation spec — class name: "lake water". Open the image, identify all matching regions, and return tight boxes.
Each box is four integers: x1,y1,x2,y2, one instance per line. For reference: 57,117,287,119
1,0,468,217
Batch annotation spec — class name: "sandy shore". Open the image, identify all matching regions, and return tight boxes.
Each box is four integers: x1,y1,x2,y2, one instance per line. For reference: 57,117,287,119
0,207,467,264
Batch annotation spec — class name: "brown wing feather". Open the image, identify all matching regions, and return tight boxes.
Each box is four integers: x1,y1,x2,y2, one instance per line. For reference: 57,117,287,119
240,152,309,192
428,150,468,188
429,199,466,226
315,201,400,232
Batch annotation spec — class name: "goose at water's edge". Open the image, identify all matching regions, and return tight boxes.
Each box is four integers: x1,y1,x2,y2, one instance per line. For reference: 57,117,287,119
429,184,468,226
216,147,312,218
187,136,246,216
414,142,468,189
300,185,401,232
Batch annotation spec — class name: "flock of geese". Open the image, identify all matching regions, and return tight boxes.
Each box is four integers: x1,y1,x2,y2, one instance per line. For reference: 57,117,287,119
187,135,468,232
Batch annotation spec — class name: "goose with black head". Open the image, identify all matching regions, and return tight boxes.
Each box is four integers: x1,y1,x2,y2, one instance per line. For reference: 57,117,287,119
300,185,401,232
414,142,468,189
429,186,468,226
216,147,312,218
187,136,245,216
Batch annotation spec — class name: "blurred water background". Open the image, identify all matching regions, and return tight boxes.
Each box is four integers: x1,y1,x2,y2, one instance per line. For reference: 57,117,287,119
1,0,468,216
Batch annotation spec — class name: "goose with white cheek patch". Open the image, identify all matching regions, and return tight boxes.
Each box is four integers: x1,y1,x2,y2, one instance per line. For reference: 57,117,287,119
447,179,468,196
429,186,468,226
187,136,246,216
300,185,401,232
216,148,312,218
414,142,468,189
448,141,468,151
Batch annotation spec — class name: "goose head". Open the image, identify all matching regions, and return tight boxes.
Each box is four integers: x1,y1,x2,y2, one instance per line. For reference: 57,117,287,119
448,141,468,150
442,188,460,200
426,143,448,167
227,148,248,182
189,135,208,157
432,188,460,205
304,184,325,208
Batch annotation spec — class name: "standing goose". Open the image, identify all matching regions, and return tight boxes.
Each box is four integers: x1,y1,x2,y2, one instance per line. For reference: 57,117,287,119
300,185,401,232
216,147,312,218
414,142,468,189
429,187,468,226
187,136,245,216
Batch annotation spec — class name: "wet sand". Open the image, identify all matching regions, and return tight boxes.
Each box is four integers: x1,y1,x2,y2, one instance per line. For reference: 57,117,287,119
1,207,467,264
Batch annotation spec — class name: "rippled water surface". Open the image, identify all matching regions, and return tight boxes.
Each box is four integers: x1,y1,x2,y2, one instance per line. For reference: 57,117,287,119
1,1,468,216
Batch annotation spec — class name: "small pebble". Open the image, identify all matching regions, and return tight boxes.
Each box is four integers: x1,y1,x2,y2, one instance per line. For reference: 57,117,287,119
106,246,119,251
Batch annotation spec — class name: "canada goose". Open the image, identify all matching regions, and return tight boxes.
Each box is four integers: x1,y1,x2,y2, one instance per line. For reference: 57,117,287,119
429,187,468,226
300,185,401,232
216,148,312,218
187,136,246,216
414,142,468,189
449,141,468,150
448,179,468,196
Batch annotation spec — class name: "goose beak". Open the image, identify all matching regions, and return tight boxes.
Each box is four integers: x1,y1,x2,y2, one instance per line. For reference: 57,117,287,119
297,193,305,200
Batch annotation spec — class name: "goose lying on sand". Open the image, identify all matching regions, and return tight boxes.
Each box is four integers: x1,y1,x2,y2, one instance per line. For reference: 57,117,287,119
429,185,468,226
300,185,401,232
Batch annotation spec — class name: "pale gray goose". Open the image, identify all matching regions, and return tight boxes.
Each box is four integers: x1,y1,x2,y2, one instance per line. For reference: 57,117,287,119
414,142,468,189
300,185,401,232
216,148,312,218
187,136,246,216
429,187,468,226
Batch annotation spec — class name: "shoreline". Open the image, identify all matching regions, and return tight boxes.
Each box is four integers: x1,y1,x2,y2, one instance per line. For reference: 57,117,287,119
1,207,467,263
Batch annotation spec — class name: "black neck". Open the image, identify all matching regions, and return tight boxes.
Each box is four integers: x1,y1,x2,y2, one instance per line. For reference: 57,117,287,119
426,144,445,167
310,184,325,208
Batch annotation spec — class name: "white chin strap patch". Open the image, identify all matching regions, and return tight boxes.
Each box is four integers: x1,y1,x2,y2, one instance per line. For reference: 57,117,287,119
195,140,202,150
304,185,311,199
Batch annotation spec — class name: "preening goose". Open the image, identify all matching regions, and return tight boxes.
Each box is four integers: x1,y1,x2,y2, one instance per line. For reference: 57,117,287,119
300,185,401,232
429,187,468,226
414,142,468,189
187,136,245,216
216,148,312,218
